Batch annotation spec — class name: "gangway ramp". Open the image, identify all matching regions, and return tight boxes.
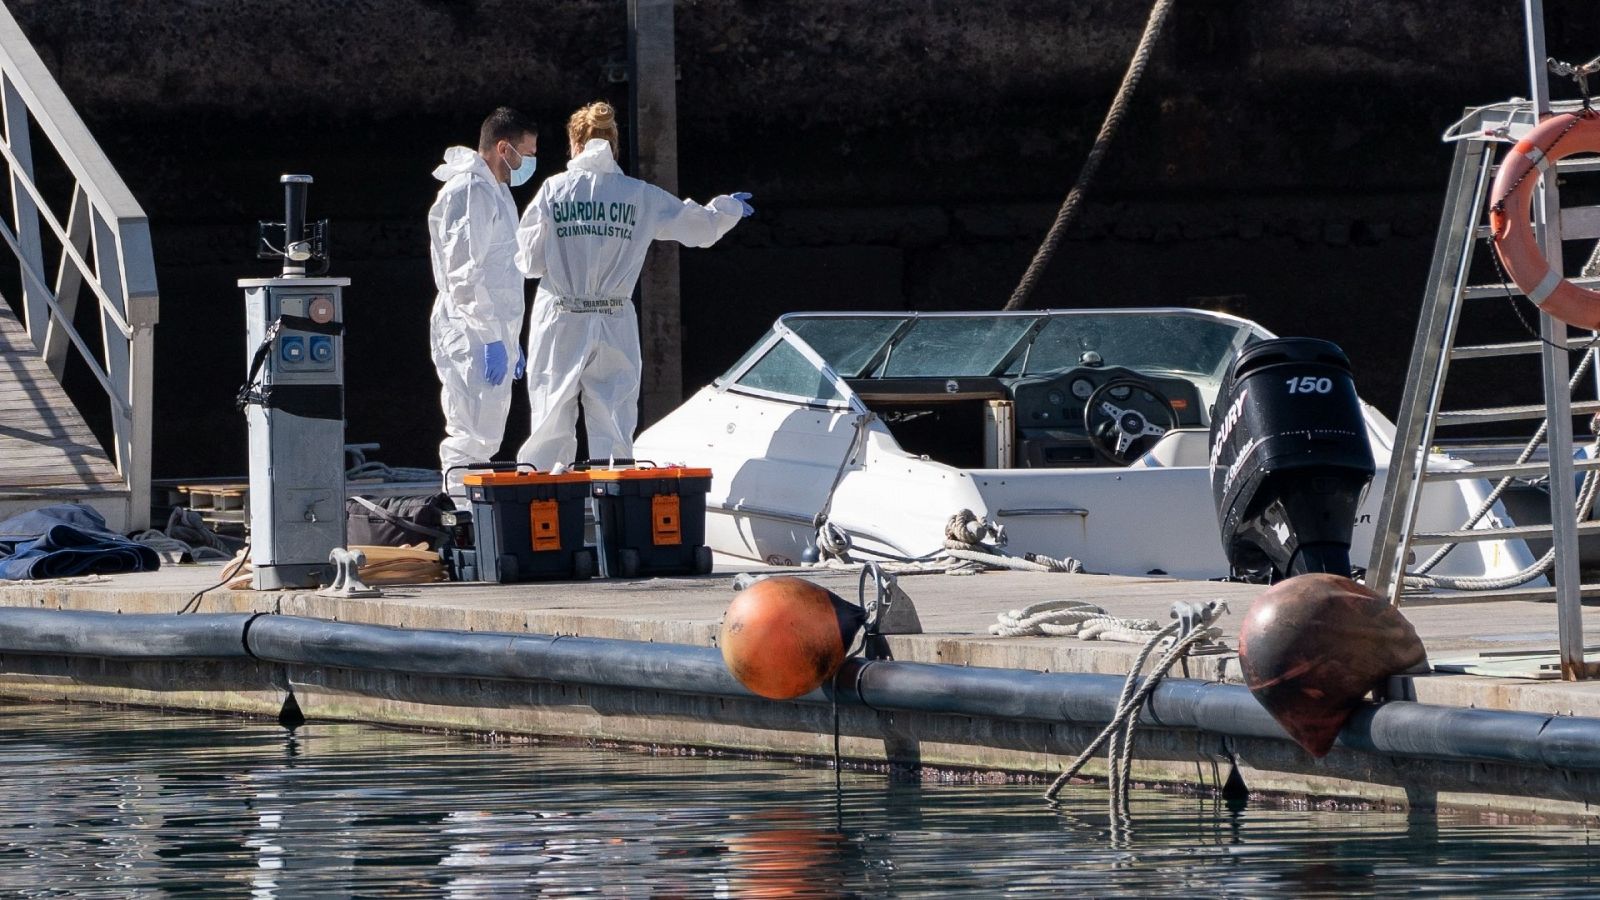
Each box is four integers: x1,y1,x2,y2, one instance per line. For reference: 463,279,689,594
0,299,128,528
0,2,159,533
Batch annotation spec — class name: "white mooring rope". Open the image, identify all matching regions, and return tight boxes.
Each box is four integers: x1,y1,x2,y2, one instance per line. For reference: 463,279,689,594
988,596,1233,811
942,510,1085,574
1045,622,1222,809
988,599,1161,642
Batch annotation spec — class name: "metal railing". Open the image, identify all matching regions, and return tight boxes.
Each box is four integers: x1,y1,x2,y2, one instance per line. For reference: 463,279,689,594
0,2,157,529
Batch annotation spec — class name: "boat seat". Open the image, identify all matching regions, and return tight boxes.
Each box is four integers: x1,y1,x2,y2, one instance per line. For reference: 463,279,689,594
1132,428,1212,468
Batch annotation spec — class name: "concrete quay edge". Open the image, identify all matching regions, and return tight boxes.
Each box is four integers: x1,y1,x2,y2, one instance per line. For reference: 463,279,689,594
4,567,1600,817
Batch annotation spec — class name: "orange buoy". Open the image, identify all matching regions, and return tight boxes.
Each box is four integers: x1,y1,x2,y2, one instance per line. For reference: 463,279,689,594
1238,573,1427,757
720,576,864,700
1489,109,1600,329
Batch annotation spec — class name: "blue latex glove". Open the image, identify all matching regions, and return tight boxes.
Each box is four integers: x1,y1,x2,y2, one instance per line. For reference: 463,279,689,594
513,347,527,381
731,191,754,217
482,341,508,386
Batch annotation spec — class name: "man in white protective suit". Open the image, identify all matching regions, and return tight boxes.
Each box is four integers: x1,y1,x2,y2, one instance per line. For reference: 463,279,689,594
427,107,539,505
513,100,753,471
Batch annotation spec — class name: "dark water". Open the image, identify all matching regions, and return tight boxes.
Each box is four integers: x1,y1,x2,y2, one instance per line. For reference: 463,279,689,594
4,702,1598,897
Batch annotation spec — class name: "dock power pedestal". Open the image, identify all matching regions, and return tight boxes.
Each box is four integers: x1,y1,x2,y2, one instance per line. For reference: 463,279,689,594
238,174,349,589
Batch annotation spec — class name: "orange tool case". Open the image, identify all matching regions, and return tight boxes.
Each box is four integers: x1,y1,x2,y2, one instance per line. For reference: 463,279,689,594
462,468,595,582
586,463,712,578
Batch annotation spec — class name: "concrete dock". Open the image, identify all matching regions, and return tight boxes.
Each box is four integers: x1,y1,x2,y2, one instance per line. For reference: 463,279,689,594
3,564,1600,818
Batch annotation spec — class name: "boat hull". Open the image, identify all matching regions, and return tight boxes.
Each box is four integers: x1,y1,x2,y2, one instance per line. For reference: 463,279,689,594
639,388,1537,581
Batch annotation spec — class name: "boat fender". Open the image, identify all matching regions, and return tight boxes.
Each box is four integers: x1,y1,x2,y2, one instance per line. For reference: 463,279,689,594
719,576,865,700
1237,573,1426,757
1489,109,1600,329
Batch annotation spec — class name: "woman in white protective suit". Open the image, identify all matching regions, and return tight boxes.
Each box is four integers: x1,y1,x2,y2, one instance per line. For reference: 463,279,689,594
428,108,538,504
513,101,752,470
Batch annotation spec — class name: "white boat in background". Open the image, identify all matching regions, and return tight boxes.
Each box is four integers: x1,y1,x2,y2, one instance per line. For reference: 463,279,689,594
637,309,1538,582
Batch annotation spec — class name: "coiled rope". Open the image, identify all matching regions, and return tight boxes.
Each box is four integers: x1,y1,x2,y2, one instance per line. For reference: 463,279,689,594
942,510,1084,573
1003,0,1179,311
347,461,440,483
344,445,439,484
811,509,1085,575
988,600,1161,643
132,507,241,565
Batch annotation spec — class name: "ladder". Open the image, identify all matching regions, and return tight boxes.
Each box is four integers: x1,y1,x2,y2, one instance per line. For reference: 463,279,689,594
1364,90,1600,679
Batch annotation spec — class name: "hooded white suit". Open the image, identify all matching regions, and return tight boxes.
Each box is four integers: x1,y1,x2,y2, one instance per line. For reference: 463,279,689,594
427,147,525,498
513,139,745,470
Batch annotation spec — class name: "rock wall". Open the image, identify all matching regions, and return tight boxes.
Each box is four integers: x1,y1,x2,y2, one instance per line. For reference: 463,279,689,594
6,0,1599,476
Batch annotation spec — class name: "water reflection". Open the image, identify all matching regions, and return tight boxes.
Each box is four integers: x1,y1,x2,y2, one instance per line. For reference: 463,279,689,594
722,808,853,897
1,701,1598,896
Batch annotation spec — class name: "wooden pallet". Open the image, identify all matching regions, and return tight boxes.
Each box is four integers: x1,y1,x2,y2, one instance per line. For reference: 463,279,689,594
177,483,247,514
150,477,442,538
153,479,249,535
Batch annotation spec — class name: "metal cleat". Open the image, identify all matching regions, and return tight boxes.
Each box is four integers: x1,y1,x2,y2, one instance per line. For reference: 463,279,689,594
1168,599,1231,653
319,547,382,598
860,563,923,636
731,572,775,592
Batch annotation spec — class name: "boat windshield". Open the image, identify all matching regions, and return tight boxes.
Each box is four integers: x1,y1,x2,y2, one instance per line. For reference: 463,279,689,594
1016,314,1254,377
785,316,903,378
767,311,1261,380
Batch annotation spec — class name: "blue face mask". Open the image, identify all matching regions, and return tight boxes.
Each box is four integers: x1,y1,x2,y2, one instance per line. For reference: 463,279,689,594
507,147,537,187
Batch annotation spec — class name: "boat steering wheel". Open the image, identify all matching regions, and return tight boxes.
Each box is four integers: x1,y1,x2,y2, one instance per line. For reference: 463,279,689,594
1082,377,1179,466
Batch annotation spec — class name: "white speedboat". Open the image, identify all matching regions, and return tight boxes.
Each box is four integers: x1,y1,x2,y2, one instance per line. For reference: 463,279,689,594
637,309,1535,581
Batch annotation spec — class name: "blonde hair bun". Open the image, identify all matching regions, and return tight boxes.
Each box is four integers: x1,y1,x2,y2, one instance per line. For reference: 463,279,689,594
568,101,621,159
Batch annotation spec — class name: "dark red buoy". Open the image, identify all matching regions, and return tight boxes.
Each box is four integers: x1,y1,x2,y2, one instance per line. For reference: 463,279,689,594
720,576,864,700
1238,573,1426,757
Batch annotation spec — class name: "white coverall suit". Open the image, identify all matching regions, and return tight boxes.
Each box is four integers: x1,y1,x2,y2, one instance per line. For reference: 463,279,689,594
513,139,745,470
427,147,526,499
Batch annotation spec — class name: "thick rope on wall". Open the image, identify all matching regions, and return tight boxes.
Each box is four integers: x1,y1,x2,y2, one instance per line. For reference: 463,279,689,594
1003,0,1179,311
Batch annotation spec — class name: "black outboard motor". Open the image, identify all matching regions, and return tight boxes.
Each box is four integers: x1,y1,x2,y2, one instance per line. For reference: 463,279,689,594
1209,338,1375,582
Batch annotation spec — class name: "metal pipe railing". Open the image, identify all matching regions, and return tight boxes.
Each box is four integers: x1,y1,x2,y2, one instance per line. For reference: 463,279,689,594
0,1,158,530
1521,0,1586,679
